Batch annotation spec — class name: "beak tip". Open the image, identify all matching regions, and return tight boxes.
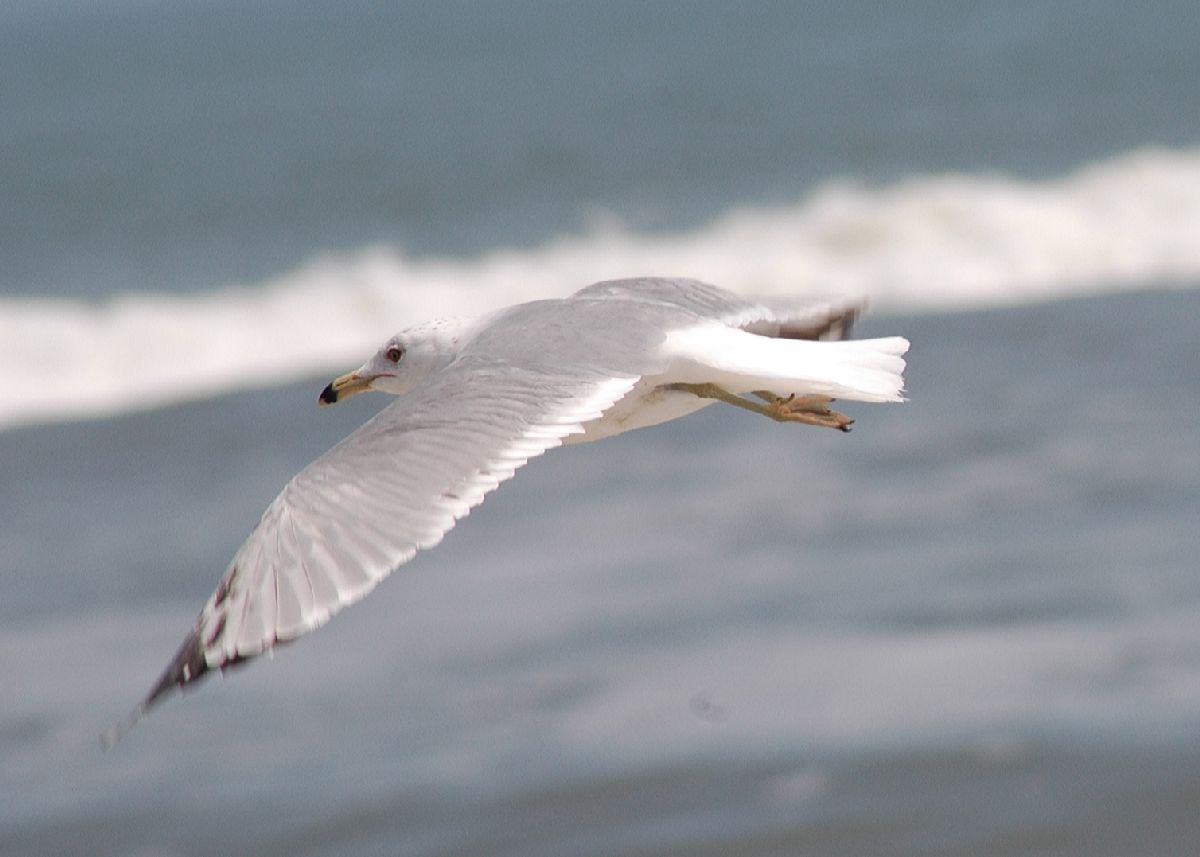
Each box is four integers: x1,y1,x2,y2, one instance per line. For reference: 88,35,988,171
319,371,371,407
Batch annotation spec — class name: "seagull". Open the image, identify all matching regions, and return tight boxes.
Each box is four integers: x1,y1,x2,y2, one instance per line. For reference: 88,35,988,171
103,277,908,746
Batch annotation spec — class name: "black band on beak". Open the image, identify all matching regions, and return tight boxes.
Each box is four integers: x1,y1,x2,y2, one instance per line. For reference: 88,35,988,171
319,371,372,407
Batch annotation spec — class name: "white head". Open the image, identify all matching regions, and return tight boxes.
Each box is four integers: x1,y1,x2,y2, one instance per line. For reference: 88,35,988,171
319,317,474,405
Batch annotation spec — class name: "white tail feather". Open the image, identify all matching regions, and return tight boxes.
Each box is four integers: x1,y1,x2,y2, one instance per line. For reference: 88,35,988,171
664,326,910,403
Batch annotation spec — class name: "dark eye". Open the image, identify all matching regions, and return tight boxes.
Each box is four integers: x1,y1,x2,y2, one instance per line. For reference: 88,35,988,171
385,346,404,363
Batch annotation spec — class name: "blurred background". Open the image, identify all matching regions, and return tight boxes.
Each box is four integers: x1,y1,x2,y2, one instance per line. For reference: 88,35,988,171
2,1,1199,855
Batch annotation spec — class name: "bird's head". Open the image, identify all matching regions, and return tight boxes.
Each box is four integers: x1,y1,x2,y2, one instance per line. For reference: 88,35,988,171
319,317,474,405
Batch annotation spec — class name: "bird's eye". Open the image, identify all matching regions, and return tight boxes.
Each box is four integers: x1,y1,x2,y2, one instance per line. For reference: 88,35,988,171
385,346,404,363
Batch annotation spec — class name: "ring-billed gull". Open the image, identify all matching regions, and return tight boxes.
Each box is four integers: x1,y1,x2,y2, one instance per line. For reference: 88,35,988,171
103,277,908,745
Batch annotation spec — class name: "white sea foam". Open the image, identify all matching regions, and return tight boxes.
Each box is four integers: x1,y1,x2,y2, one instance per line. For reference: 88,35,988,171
3,146,1199,430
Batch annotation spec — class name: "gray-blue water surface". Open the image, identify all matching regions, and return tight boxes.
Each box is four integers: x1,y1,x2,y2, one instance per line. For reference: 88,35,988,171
4,0,1199,299
2,290,1199,856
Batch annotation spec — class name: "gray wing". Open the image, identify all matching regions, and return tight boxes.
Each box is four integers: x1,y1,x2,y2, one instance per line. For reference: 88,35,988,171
572,277,863,341
105,355,641,744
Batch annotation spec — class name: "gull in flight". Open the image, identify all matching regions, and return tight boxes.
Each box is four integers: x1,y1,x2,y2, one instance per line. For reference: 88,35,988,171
103,278,908,745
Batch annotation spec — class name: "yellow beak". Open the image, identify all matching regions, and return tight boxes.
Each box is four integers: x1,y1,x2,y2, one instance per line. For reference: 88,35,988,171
318,371,374,406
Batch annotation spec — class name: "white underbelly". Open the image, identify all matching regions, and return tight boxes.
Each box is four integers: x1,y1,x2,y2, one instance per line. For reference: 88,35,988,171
567,376,715,445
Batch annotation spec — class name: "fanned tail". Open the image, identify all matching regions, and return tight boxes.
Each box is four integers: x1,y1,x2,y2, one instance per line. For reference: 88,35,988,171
801,336,910,402
666,325,910,404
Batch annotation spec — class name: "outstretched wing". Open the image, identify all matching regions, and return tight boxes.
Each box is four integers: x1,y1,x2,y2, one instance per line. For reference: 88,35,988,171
104,357,639,745
573,277,863,341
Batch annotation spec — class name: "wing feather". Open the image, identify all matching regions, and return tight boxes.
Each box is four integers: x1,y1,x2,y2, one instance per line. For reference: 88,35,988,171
573,276,863,341
103,363,638,744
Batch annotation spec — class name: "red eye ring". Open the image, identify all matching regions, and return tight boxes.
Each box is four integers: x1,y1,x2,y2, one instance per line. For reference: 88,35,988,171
385,346,404,363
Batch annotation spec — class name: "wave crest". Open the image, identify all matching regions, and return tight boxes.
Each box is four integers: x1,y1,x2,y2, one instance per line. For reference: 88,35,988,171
4,146,1199,429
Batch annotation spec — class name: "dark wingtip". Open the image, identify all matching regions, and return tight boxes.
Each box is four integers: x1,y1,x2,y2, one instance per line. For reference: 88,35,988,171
779,304,862,342
99,700,151,750
101,627,212,750
318,382,338,406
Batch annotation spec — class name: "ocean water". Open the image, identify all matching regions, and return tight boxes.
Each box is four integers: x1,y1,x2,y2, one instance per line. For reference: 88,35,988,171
3,1,1200,855
4,291,1200,857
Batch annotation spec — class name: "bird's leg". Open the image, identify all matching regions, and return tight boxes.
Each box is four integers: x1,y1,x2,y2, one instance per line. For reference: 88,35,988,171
664,383,853,432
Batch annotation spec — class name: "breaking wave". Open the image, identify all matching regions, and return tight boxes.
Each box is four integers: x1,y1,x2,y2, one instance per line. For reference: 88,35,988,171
3,146,1199,430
